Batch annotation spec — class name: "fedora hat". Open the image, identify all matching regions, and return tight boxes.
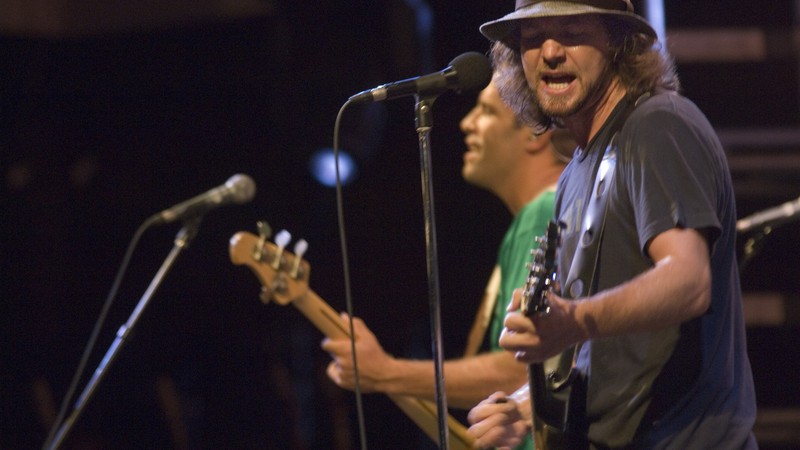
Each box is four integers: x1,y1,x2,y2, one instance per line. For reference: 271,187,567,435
480,0,656,44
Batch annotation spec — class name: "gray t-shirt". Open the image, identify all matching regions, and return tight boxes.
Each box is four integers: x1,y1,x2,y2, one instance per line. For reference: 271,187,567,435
554,93,757,449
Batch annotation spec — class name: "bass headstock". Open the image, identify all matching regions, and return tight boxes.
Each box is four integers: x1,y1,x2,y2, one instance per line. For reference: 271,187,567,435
229,221,311,306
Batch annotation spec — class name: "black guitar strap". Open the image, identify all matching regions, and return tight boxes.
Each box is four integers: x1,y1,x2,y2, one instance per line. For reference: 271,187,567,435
544,93,650,447
563,93,649,300
562,134,618,301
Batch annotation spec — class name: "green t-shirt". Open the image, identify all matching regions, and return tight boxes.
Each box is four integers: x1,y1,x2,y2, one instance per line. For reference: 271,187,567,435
489,189,556,349
488,188,556,450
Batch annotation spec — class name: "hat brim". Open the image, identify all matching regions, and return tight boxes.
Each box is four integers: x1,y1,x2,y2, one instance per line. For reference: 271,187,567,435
480,2,656,44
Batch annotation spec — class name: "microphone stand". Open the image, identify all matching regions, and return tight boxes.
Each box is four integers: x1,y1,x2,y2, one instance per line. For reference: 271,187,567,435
414,94,449,450
44,217,202,450
737,196,800,271
739,227,772,272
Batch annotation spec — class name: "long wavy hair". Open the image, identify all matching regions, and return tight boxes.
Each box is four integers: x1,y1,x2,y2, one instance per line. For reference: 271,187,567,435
490,16,680,131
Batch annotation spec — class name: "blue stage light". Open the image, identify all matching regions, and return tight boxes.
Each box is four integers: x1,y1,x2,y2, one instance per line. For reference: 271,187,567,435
309,148,357,187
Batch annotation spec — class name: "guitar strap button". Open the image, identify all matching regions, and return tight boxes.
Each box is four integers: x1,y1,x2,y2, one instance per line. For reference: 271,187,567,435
568,279,584,298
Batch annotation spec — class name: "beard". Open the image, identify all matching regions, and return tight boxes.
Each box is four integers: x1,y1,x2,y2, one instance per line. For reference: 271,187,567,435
531,61,616,121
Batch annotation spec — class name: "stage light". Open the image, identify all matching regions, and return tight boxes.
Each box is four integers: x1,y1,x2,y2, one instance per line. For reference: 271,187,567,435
309,148,357,187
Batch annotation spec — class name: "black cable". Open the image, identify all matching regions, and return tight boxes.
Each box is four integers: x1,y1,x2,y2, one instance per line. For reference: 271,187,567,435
42,215,160,449
333,98,368,450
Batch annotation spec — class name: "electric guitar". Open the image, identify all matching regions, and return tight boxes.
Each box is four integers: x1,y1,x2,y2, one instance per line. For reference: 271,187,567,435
228,222,475,450
520,220,580,449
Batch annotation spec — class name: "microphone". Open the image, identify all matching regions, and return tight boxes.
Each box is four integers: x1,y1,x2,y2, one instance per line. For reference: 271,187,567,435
151,174,256,225
348,51,492,104
736,195,800,233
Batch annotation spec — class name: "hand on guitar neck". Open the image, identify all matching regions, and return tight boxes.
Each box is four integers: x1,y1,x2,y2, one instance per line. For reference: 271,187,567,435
468,221,584,449
321,313,399,394
229,222,476,450
503,221,585,366
501,287,585,365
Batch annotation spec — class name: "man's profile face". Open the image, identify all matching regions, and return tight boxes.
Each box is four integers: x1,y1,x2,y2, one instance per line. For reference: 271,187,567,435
459,82,532,190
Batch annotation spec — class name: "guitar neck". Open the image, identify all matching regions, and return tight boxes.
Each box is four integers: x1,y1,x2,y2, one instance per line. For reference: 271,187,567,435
229,229,474,449
291,288,474,450
291,288,351,340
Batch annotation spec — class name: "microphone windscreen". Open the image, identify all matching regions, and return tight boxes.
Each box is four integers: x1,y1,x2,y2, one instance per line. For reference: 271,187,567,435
449,52,492,93
226,174,257,204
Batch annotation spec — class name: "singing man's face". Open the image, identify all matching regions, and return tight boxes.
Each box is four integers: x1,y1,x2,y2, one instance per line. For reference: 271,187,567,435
518,15,615,120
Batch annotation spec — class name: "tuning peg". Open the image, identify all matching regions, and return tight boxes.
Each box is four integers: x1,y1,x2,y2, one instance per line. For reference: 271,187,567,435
257,221,272,238
259,285,273,304
259,275,288,303
293,239,308,256
275,229,291,247
271,229,291,269
253,221,273,261
290,239,308,278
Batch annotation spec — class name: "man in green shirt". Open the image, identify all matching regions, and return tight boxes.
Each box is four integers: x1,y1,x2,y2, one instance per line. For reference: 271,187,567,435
322,77,573,449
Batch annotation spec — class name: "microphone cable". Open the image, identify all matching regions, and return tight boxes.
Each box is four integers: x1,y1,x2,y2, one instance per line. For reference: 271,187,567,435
332,97,369,450
41,214,161,449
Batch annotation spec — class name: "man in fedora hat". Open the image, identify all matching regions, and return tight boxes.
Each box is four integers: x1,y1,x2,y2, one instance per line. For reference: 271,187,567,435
466,1,757,448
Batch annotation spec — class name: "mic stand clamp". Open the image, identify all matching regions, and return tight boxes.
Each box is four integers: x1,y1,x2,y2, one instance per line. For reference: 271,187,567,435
415,93,450,450
740,226,772,272
44,217,203,450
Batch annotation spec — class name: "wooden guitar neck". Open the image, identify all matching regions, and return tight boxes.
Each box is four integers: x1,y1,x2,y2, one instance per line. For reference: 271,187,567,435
229,230,475,450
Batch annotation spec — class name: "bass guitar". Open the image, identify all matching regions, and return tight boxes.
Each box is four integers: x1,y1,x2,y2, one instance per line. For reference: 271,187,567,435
228,222,475,450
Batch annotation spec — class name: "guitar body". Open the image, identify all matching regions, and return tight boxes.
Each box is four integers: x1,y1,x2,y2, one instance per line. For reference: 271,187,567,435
229,230,475,450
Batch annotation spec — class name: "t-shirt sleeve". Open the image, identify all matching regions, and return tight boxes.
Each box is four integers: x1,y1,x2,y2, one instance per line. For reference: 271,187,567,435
619,98,723,255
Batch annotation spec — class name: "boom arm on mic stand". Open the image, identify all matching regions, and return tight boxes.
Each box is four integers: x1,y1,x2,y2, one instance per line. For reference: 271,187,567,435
338,52,490,449
737,195,800,271
44,218,202,450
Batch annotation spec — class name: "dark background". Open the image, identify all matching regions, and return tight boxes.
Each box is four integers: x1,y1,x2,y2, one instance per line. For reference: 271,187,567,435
2,1,799,448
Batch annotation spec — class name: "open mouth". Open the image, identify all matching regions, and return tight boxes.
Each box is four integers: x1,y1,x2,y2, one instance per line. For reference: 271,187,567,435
542,74,575,91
